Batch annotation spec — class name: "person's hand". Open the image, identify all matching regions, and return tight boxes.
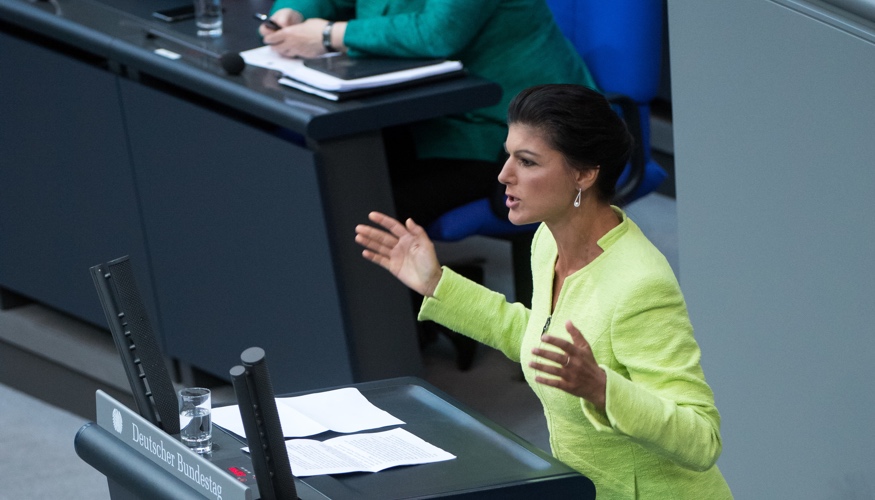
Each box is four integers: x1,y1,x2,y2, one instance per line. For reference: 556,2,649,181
355,212,443,297
530,320,607,411
257,8,303,37
263,17,333,58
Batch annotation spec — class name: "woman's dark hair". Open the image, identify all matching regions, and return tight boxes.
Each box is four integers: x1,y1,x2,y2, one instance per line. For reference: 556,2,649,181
507,84,634,202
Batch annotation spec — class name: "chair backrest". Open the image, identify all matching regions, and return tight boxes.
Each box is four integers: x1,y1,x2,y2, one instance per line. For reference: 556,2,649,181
546,0,667,202
545,0,664,103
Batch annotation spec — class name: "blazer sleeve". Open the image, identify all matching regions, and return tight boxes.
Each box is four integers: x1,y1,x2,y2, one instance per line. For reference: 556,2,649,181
343,0,503,58
582,276,724,472
419,267,530,362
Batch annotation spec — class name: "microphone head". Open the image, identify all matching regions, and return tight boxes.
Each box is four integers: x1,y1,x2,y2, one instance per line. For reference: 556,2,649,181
219,52,245,75
240,346,266,366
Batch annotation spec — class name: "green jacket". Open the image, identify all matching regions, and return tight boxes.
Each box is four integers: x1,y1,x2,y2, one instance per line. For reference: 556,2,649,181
269,0,595,161
420,209,733,499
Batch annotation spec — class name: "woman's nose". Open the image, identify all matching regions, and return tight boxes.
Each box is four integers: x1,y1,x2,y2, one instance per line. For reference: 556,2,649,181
497,158,513,185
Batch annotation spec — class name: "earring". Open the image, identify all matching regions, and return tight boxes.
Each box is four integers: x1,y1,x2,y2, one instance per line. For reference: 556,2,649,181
573,188,582,208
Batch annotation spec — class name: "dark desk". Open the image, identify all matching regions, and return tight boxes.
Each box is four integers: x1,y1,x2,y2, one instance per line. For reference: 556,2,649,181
76,378,595,499
0,0,501,392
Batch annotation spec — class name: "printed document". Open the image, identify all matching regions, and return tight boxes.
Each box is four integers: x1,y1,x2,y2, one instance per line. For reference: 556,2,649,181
285,428,455,476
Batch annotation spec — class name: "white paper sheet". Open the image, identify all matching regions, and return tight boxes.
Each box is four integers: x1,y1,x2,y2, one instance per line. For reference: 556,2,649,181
285,428,456,477
212,387,404,438
279,387,403,433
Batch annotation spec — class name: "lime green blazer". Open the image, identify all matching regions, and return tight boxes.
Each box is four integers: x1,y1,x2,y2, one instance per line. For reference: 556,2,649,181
420,209,733,499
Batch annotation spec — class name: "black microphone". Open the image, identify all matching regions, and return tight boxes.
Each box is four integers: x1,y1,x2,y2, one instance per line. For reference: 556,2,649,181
146,28,245,75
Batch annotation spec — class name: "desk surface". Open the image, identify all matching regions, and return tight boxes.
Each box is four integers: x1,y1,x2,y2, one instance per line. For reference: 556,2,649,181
0,0,501,140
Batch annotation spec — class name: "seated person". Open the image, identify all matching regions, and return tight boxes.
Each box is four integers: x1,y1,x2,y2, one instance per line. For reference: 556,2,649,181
259,0,596,226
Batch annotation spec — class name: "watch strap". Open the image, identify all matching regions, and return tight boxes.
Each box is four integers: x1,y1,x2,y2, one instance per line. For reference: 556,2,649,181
322,21,336,52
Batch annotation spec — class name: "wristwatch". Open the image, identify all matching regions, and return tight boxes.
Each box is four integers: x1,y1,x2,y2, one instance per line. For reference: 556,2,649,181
322,21,336,52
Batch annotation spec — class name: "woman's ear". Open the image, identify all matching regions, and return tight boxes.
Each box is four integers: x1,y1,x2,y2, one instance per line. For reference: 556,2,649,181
576,166,600,191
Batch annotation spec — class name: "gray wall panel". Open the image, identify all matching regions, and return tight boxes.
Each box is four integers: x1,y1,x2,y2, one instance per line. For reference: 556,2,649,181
669,0,875,497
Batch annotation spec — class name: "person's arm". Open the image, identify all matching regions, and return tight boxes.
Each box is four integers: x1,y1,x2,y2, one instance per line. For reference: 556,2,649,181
355,212,530,359
260,0,354,56
419,267,530,361
262,17,345,58
356,211,531,360
583,277,724,471
343,0,502,58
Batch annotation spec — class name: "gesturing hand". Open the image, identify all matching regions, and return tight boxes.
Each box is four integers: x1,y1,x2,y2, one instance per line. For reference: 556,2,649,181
354,212,443,297
530,320,607,411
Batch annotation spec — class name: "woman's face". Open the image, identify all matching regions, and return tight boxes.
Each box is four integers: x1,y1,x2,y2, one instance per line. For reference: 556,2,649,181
498,124,580,226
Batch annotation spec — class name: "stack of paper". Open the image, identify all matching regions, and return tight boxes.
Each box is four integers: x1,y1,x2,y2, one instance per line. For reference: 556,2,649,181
212,387,455,476
240,46,465,101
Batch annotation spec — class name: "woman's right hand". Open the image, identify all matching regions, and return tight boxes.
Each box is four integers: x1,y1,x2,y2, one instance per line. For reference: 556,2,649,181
355,212,442,297
257,8,303,37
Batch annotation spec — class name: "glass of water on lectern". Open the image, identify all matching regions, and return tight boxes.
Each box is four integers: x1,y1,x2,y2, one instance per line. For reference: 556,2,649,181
179,387,212,453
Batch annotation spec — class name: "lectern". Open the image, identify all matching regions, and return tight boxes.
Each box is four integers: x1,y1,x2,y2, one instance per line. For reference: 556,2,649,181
76,378,596,499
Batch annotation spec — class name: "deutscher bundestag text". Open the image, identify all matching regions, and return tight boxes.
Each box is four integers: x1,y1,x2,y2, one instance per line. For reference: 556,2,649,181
131,423,223,499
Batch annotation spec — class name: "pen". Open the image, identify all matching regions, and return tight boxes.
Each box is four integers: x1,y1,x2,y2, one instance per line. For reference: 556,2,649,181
254,13,281,31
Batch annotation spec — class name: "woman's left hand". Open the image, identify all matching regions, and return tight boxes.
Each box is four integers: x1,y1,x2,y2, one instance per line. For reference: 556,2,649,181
530,320,607,412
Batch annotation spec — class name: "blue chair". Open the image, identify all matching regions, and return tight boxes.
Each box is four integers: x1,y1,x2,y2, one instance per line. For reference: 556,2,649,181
548,0,667,202
426,0,668,310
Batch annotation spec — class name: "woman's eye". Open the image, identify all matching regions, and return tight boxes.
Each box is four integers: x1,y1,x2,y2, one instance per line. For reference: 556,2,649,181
519,158,534,167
